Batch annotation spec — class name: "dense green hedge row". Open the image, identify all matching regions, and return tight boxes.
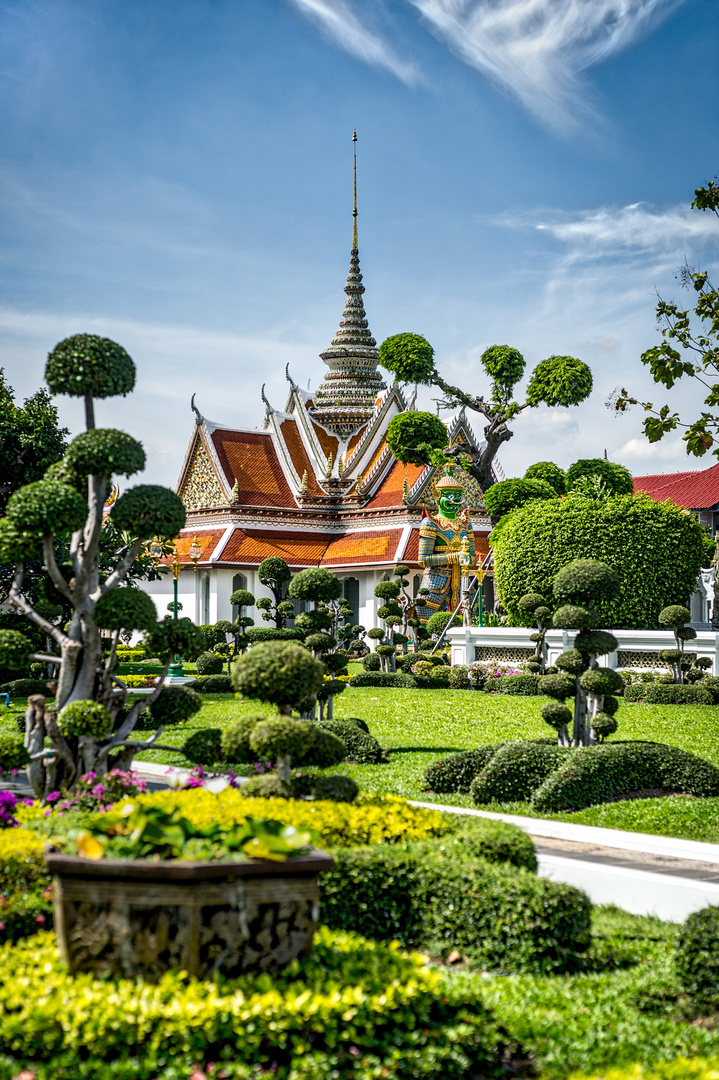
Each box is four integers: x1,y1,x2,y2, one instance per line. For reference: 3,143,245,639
425,744,504,792
624,683,714,705
533,742,719,811
323,840,590,974
0,928,513,1080
470,742,568,803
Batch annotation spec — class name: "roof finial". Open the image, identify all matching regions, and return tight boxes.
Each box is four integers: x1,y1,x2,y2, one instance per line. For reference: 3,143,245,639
352,128,358,250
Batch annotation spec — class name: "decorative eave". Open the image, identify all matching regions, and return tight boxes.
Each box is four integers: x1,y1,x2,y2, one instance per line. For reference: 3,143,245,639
342,383,408,478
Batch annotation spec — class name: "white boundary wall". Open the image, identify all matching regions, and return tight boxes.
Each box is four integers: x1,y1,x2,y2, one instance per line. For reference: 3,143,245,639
447,625,719,675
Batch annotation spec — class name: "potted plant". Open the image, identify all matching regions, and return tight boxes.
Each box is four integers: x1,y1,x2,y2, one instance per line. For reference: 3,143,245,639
46,800,332,980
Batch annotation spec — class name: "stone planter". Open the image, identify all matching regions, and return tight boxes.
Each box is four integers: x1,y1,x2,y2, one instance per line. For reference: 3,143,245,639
45,848,333,981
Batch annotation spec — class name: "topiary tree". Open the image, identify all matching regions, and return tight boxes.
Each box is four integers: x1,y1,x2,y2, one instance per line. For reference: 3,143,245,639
231,641,325,782
493,491,710,628
0,334,205,797
524,461,566,495
289,568,348,715
551,560,621,746
372,579,403,671
386,412,449,467
379,333,592,493
658,604,695,684
517,591,553,674
565,459,633,496
229,587,256,655
256,557,294,629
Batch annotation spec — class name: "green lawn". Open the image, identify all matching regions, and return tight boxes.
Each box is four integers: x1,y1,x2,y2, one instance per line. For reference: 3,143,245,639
5,686,719,840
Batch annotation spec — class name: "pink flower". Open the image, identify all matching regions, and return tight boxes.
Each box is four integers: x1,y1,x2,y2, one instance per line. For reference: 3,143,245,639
0,921,5,932
45,791,60,803
91,784,107,797
22,798,35,807
35,914,46,924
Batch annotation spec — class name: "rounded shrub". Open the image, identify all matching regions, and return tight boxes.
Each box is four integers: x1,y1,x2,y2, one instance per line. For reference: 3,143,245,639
524,461,566,495
147,685,202,727
484,478,556,520
232,641,325,712
362,652,381,671
239,773,292,799
46,334,135,399
250,717,314,761
539,672,576,700
288,567,342,603
243,626,304,644
111,485,186,540
386,411,448,466
446,664,469,688
470,741,568,803
0,630,32,671
553,604,599,630
440,816,538,872
196,674,233,694
659,604,692,629
221,716,264,762
293,773,359,803
304,726,347,767
591,712,618,742
481,344,526,393
320,718,384,764
575,629,618,656
580,667,624,695
44,459,83,491
494,494,707,628
0,731,30,770
565,458,633,496
144,618,205,663
553,558,621,606
541,700,573,731
1,678,52,699
603,693,620,716
93,587,157,632
676,906,719,1005
643,683,713,705
182,728,222,767
57,700,111,739
555,649,586,675
64,429,145,478
6,480,87,535
494,673,540,696
196,651,224,676
525,355,592,408
424,744,504,793
379,332,435,384
349,672,417,688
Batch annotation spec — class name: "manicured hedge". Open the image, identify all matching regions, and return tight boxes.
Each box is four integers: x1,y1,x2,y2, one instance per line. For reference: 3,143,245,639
491,673,541,696
319,718,385,764
194,673,234,693
424,744,503,793
0,927,513,1080
441,814,537,872
322,842,591,973
470,741,568,804
676,906,719,1006
533,742,719,812
624,683,713,705
349,672,417,688
0,678,52,699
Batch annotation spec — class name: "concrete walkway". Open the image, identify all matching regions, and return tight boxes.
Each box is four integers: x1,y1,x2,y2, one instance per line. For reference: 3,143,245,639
411,801,719,921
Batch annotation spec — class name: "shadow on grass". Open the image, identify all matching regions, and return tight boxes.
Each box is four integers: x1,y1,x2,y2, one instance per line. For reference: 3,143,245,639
386,747,464,755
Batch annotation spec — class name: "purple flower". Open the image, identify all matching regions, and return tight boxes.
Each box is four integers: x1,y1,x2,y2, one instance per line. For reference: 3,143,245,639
45,791,60,804
91,784,107,797
22,798,35,807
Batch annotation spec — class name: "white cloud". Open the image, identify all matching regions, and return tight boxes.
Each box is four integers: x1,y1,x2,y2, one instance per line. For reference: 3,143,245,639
532,203,719,257
410,0,686,129
616,436,688,463
289,0,419,84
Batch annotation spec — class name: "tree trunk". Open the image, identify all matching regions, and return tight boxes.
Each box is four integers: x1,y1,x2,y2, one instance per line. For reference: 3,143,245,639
277,754,291,783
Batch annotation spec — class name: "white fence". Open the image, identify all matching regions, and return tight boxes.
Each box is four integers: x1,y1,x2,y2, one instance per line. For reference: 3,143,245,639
447,626,719,676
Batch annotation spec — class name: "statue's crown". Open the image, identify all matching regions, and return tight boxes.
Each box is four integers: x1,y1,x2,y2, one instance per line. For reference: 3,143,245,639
436,465,463,492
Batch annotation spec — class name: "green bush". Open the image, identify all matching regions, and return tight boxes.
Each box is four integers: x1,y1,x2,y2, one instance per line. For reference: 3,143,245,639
397,652,444,673
147,685,202,727
424,744,503,793
413,674,454,689
470,741,568,803
64,428,145,478
111,484,186,541
566,457,634,495
630,683,713,705
182,728,223,767
592,712,618,741
533,742,719,812
249,717,314,761
492,673,540,695
244,626,304,643
195,673,233,693
441,815,537,872
362,652,381,671
304,725,347,767
221,716,263,762
484,477,557,519
0,926,511,1080
292,773,360,803
94,587,157,632
195,650,224,676
233,641,325,711
676,906,719,1005
493,493,708,628
322,843,591,973
0,678,52,699
349,672,417,688
0,731,30,770
57,700,111,739
319,718,384,764
239,774,292,799
524,460,566,494
45,333,135,398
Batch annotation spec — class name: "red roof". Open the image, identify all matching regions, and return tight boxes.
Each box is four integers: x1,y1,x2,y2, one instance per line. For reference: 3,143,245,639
221,528,331,567
633,463,719,510
211,430,296,509
366,460,425,509
320,529,404,567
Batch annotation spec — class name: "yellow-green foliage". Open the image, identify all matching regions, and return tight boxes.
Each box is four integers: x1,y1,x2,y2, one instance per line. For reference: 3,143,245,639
0,827,46,891
0,928,502,1079
573,1059,719,1080
128,789,450,848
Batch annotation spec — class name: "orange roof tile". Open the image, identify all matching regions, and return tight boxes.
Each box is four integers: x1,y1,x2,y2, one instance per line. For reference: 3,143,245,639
366,460,425,509
346,423,368,455
311,421,339,462
168,530,225,564
320,529,404,566
211,430,296,509
403,528,420,565
279,420,324,497
221,528,331,567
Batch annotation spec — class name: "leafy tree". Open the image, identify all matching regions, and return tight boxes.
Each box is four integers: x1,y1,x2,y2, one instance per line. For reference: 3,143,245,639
565,459,633,496
517,591,553,674
386,412,448,467
0,334,204,797
484,478,557,521
658,604,696,684
229,587,256,656
492,490,710,629
0,370,69,513
612,180,719,458
524,461,566,495
289,568,348,716
379,333,592,492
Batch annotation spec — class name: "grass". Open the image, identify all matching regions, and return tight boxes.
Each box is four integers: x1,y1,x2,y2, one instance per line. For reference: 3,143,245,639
4,685,719,840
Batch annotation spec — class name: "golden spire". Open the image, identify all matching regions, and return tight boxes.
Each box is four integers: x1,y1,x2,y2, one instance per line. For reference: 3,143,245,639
352,128,358,250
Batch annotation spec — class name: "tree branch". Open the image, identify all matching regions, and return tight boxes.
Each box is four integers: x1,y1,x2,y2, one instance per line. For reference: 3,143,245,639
104,656,172,747
42,534,73,603
100,537,144,595
9,563,76,650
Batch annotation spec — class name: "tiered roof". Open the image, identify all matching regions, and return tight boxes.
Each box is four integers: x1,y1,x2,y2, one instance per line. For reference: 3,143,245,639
634,463,719,510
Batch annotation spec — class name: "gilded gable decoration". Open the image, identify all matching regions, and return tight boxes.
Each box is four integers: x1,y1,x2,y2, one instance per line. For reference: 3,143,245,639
180,438,227,511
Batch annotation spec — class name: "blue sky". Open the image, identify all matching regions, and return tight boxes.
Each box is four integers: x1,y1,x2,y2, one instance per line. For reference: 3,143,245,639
1,0,718,486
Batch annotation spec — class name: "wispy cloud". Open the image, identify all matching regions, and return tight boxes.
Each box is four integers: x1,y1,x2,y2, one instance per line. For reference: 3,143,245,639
410,0,687,129
289,0,419,84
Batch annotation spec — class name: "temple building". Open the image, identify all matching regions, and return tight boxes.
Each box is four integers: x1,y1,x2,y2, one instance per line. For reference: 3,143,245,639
142,155,501,631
